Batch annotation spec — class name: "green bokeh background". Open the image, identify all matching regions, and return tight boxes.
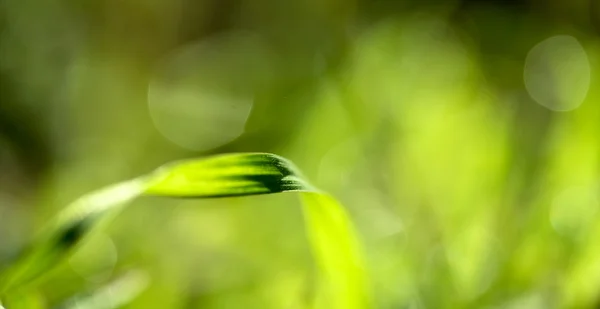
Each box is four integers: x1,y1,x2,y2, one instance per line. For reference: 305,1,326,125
2,0,600,308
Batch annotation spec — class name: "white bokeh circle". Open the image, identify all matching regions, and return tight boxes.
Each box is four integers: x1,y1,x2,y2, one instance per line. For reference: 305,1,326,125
524,35,590,111
148,31,274,150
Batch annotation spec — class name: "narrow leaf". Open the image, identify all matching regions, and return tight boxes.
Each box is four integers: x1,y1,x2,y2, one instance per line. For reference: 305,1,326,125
144,153,315,197
0,180,145,294
301,193,370,309
0,153,370,309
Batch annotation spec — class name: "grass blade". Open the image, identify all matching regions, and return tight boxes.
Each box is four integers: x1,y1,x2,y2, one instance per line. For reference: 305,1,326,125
0,153,370,309
301,192,370,309
0,180,145,294
144,153,315,197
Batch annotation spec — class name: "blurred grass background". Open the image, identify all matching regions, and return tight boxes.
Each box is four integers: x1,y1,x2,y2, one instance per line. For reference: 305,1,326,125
2,0,600,308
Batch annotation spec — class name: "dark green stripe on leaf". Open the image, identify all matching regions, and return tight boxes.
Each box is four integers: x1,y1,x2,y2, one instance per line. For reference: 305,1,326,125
144,153,315,197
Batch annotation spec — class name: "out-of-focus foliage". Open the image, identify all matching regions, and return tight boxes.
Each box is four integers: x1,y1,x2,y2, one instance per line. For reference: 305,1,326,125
2,0,600,308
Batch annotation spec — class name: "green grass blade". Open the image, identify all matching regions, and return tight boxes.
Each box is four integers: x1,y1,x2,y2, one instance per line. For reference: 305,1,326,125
301,192,370,309
0,153,370,309
0,180,145,294
144,153,315,197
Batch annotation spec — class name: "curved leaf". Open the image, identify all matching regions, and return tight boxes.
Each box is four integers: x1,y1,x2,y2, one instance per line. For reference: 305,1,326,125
0,180,144,294
145,153,315,197
0,153,370,309
301,192,370,309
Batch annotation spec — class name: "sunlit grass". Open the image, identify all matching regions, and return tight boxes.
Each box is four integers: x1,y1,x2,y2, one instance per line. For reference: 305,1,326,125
0,153,369,309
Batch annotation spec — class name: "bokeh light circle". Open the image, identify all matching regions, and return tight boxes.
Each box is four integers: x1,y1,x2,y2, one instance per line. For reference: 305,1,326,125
524,35,590,111
148,31,274,151
69,233,118,282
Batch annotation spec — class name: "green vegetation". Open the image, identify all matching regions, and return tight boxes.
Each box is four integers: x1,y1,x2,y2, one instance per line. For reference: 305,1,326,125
0,154,368,309
2,0,600,308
